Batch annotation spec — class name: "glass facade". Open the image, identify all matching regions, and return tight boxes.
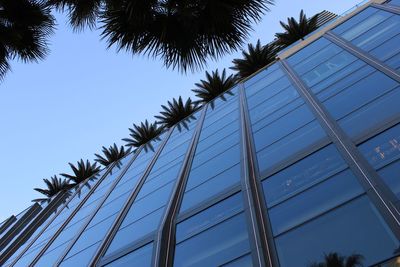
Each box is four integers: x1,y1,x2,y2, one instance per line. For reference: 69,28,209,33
1,2,400,266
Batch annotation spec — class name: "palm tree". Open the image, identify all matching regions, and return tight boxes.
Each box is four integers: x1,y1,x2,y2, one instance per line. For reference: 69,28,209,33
60,159,101,186
94,143,130,167
155,97,198,130
230,40,277,79
33,175,73,203
275,10,318,47
122,120,163,150
310,253,364,267
192,69,237,108
0,0,55,79
46,0,273,71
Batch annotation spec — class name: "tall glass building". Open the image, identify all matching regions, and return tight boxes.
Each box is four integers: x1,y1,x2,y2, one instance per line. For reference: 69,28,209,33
1,0,400,266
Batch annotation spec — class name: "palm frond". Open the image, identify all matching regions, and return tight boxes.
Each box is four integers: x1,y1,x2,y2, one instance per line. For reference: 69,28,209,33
94,143,130,167
46,0,102,30
309,253,364,267
122,120,163,149
275,10,318,47
33,175,73,203
100,0,273,72
230,40,277,79
192,69,237,108
60,159,101,185
155,96,199,129
0,0,55,79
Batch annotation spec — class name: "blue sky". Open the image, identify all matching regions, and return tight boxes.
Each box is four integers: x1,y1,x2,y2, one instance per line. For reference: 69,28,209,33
0,0,361,220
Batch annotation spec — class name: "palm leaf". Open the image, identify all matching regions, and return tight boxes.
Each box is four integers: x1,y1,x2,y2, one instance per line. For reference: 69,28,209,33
192,69,237,108
94,143,130,167
230,40,277,79
275,10,318,47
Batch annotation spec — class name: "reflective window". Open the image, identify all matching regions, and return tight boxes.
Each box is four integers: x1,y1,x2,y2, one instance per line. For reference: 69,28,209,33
103,243,153,267
274,195,399,267
389,0,400,5
358,123,400,198
262,144,347,206
8,167,108,267
103,115,199,261
288,37,400,141
56,135,165,267
25,155,135,267
244,66,328,176
332,7,400,70
179,89,241,214
174,193,252,267
260,142,399,266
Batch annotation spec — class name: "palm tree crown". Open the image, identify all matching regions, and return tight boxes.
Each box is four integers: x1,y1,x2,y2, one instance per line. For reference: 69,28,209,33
0,0,55,79
275,10,318,47
310,253,364,267
122,120,163,149
60,159,101,186
94,143,130,167
33,175,72,203
46,0,273,72
230,40,277,79
192,69,237,107
155,97,199,129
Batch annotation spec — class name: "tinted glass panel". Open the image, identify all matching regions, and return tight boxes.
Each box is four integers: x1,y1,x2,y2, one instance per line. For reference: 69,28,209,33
103,243,153,267
58,136,165,266
332,7,400,70
274,195,399,267
174,193,251,267
103,117,198,260
358,123,400,198
288,37,400,141
179,89,241,214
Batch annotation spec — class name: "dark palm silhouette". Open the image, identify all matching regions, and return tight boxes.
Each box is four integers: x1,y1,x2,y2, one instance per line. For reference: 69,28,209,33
33,176,73,203
155,97,199,130
310,253,364,267
94,143,130,167
60,159,101,186
0,0,55,79
275,10,318,47
46,0,273,72
230,40,277,79
122,120,163,150
192,69,237,108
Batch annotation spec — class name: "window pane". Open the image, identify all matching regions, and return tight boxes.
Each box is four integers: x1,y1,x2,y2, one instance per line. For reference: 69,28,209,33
174,213,251,267
275,195,399,267
104,243,153,267
176,193,243,243
262,144,347,206
268,169,363,235
358,123,400,198
288,37,400,141
332,7,400,70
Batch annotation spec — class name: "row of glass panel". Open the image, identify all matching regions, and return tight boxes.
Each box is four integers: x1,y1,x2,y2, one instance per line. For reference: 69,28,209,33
3,3,400,266
242,5,400,266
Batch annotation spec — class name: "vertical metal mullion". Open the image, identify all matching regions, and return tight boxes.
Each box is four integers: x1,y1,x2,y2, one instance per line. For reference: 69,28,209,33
51,145,149,266
0,191,68,265
239,84,279,267
29,149,142,266
7,164,114,266
0,216,16,236
0,204,41,251
372,3,400,14
324,32,400,82
280,59,400,238
85,127,175,267
153,107,207,267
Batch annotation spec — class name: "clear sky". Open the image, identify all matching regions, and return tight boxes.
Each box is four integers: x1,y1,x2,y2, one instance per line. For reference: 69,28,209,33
0,0,362,220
